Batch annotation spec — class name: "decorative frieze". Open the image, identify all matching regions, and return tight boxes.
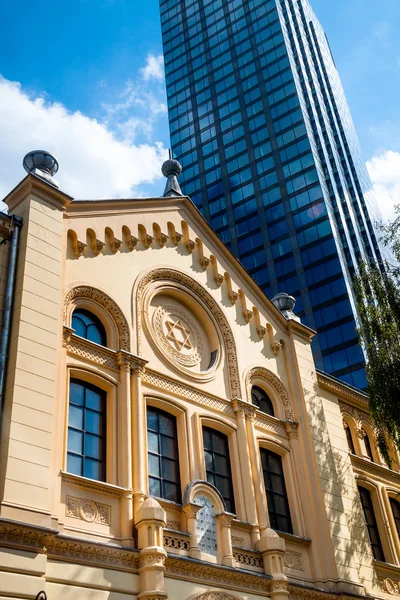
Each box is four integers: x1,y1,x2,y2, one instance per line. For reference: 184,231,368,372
142,369,235,416
380,578,400,596
66,495,111,525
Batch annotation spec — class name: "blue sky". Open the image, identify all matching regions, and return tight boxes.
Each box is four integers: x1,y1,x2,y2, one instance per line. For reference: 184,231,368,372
0,0,399,217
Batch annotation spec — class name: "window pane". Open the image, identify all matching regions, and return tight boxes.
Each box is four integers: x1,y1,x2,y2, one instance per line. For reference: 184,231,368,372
148,431,159,454
161,435,177,459
86,388,102,411
149,477,161,498
84,458,102,480
159,413,175,436
163,481,178,502
69,405,84,430
68,429,83,455
70,381,85,406
147,409,159,432
85,410,101,435
85,433,102,459
67,453,82,476
214,454,229,475
148,454,161,477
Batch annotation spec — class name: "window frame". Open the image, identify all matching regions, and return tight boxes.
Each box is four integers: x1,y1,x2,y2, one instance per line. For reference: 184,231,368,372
358,485,385,562
202,425,236,514
260,447,293,534
67,378,107,482
146,406,182,504
65,367,118,485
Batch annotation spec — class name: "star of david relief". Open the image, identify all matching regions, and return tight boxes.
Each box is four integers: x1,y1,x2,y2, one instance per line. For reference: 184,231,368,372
166,318,193,351
152,304,204,368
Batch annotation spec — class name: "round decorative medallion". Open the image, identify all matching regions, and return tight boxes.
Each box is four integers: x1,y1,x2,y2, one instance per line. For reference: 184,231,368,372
78,499,98,523
153,305,203,367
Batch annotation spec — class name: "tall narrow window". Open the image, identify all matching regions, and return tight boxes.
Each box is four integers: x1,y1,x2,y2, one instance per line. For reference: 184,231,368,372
362,430,374,462
344,422,355,454
72,309,107,346
147,408,181,503
389,497,400,538
261,449,293,534
67,379,106,481
358,487,385,561
203,427,235,513
251,385,274,416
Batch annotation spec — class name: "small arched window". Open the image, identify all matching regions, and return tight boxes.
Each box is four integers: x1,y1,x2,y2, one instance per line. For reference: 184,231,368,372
251,385,274,417
72,309,107,346
203,427,235,514
147,407,181,504
344,421,356,454
362,429,374,462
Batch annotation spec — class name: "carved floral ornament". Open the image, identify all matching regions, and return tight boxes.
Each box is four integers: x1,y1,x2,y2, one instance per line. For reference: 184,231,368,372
136,268,242,399
189,594,243,600
245,366,294,422
64,286,130,351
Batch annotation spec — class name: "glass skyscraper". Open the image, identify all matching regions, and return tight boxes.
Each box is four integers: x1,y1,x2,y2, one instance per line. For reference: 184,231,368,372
159,0,383,390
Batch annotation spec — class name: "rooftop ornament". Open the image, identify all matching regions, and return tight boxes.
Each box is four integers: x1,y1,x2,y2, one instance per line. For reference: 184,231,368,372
271,292,301,323
23,150,59,188
162,152,183,197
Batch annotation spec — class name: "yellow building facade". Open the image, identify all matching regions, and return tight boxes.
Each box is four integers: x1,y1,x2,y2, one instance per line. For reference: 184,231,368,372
0,157,399,600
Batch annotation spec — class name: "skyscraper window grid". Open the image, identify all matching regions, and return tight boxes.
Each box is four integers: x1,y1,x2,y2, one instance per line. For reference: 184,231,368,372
159,0,383,390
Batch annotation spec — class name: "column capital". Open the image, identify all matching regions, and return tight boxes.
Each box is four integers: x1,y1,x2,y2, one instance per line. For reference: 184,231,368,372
117,350,147,375
182,502,202,519
232,398,256,420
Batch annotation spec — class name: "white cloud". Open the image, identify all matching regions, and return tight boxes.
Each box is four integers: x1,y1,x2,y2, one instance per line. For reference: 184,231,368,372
0,76,168,204
366,150,400,223
140,54,164,82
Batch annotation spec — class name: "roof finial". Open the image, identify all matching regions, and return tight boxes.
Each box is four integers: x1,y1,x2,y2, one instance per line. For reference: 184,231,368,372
161,153,183,197
271,292,301,322
23,150,59,188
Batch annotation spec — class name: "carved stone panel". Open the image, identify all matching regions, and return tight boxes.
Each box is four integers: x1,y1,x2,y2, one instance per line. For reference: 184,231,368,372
194,495,217,556
66,495,111,525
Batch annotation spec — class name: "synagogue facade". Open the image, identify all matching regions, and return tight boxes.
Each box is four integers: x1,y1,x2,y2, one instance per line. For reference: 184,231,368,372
0,154,399,600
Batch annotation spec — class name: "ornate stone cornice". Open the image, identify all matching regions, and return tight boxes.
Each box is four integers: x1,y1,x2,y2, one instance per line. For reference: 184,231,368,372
142,369,235,416
0,518,140,572
317,371,369,410
165,555,271,593
64,329,119,370
63,329,147,374
0,518,373,600
351,455,400,488
61,471,129,498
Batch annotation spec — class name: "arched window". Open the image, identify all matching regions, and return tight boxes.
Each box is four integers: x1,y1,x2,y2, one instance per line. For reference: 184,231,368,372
67,379,106,482
147,407,181,503
260,448,293,534
389,497,400,538
358,487,385,561
362,429,374,462
72,309,107,346
344,421,356,454
203,427,235,514
251,385,274,416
